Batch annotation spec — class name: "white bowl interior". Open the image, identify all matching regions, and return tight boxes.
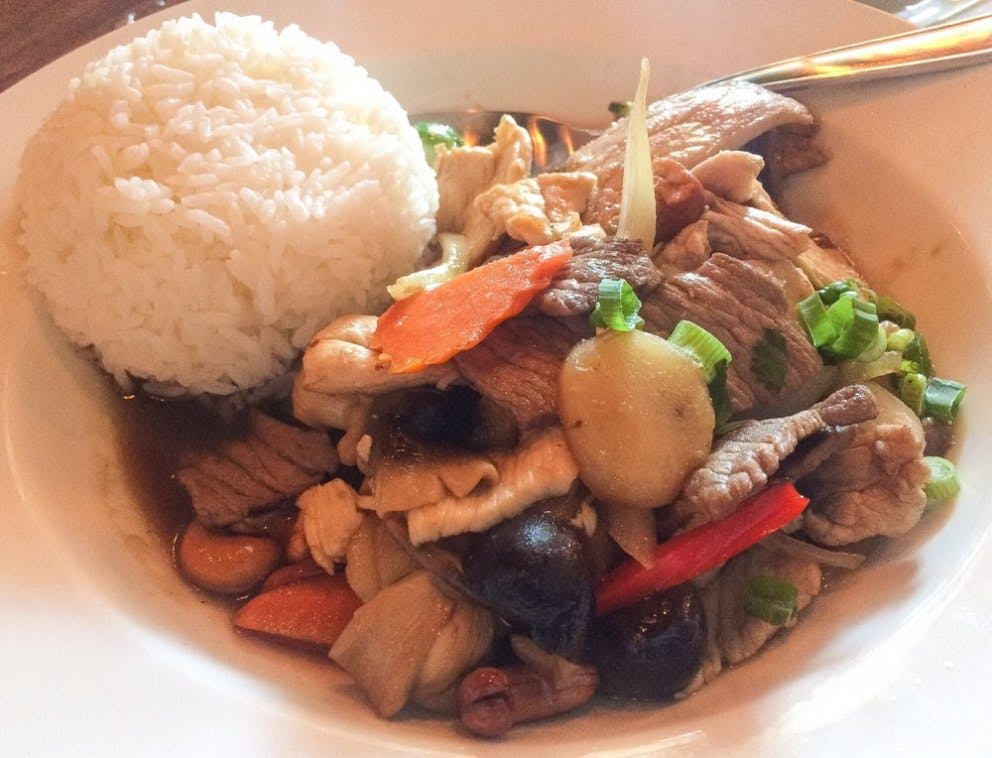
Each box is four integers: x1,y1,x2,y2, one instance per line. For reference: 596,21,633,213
2,1,990,754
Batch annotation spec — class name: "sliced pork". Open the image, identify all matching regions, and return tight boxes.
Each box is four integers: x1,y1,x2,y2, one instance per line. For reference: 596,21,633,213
178,412,338,527
801,384,930,546
715,546,822,665
567,81,815,177
640,253,824,414
673,385,878,529
454,316,586,429
534,236,660,317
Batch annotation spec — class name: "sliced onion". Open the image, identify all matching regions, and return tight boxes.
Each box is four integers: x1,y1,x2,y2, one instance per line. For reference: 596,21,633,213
602,502,656,568
616,57,656,247
762,531,866,570
387,232,469,300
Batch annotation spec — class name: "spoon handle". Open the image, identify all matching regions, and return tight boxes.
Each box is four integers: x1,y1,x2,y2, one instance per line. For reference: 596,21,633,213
702,13,992,91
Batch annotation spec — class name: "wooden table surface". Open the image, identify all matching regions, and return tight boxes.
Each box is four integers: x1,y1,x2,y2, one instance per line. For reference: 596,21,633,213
0,0,188,92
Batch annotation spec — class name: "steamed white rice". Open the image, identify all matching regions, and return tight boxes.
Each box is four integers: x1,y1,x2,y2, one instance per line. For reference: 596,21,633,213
17,13,438,395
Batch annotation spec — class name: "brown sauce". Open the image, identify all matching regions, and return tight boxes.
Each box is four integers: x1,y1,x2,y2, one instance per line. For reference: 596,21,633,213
114,393,233,548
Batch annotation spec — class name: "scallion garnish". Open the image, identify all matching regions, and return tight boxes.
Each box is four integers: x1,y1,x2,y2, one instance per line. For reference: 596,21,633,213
798,291,836,348
751,328,788,393
669,320,732,383
817,279,860,305
903,333,933,378
589,278,644,332
856,323,888,362
743,575,798,626
875,294,917,330
414,121,463,166
608,100,632,119
823,294,880,360
886,327,916,353
923,377,966,423
899,371,927,415
923,456,961,505
710,360,733,430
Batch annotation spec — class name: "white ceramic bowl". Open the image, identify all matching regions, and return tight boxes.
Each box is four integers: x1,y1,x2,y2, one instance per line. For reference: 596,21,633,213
2,1,990,754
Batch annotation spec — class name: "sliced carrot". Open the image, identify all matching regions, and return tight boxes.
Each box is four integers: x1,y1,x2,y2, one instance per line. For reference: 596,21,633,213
233,574,362,650
371,239,573,373
260,557,326,592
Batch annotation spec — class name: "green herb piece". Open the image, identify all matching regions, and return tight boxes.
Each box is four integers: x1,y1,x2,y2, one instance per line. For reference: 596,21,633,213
923,456,961,505
923,377,966,423
751,329,788,393
899,371,927,415
589,278,644,332
669,320,733,383
876,294,917,330
710,360,733,431
886,328,916,353
609,100,632,119
415,121,463,165
743,575,799,626
816,279,860,305
903,333,933,378
797,291,836,348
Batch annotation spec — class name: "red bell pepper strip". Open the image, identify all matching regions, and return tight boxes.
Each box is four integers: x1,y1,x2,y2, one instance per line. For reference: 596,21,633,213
596,482,810,616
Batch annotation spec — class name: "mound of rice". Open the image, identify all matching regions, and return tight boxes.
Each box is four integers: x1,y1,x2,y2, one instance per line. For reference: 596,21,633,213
17,13,438,395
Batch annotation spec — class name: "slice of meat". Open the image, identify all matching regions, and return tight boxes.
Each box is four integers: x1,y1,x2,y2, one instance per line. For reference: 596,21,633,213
533,236,659,317
177,412,338,527
581,156,706,243
474,172,597,246
654,218,711,272
640,253,824,414
403,427,579,545
716,545,822,665
703,194,812,262
249,411,337,474
801,384,930,546
453,316,586,429
672,385,878,529
691,150,765,204
567,81,815,177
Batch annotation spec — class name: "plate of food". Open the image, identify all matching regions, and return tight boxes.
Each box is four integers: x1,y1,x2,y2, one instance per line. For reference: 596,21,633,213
1,0,990,754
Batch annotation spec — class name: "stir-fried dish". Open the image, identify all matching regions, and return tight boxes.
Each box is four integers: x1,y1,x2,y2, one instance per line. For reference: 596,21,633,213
172,79,963,734
15,14,964,740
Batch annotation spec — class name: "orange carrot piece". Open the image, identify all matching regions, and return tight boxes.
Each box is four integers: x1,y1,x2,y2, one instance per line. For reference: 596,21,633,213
371,240,573,373
233,574,362,650
260,557,325,592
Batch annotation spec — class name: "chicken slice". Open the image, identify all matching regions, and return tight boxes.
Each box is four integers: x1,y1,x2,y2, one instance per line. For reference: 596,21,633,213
691,150,766,204
801,383,930,546
716,545,822,665
403,427,579,545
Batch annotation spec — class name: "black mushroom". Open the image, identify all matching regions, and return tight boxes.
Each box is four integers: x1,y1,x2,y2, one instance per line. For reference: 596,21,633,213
590,584,707,699
463,507,594,660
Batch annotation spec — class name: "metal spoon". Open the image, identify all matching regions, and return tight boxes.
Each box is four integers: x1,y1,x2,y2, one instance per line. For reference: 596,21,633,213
414,14,992,170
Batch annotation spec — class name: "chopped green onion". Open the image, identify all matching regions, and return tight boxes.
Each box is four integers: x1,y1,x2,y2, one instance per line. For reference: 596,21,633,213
836,350,902,385
899,372,927,415
589,278,644,332
855,324,888,362
823,295,879,360
415,121,463,166
876,294,916,330
797,292,836,348
923,456,961,504
923,377,966,423
608,100,632,119
751,328,788,393
743,575,798,626
710,360,733,431
817,279,860,305
886,328,916,353
669,320,733,383
903,333,933,378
